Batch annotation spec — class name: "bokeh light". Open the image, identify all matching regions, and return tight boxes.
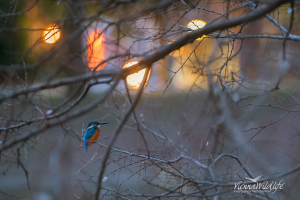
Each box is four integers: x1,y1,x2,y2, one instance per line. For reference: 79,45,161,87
168,41,184,57
87,29,105,71
187,20,206,40
123,61,149,88
43,24,61,44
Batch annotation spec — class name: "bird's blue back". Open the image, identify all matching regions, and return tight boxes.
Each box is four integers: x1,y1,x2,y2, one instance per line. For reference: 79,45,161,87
83,125,99,141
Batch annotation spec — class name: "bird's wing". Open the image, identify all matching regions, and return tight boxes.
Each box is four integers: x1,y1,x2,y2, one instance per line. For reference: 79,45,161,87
83,128,95,141
245,177,256,182
254,175,263,181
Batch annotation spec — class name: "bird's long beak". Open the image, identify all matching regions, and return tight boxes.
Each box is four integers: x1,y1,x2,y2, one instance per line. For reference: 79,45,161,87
99,122,109,125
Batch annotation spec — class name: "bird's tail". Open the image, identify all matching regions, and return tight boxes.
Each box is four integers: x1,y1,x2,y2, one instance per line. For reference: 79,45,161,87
84,141,88,152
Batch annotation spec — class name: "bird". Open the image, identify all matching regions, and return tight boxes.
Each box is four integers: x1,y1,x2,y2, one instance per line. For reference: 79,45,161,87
245,175,263,183
83,120,109,152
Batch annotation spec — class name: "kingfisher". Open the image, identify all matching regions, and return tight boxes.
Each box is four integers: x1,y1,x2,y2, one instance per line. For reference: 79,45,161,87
83,120,109,152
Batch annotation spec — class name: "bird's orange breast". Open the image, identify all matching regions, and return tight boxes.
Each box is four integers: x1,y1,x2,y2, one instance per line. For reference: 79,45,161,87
88,129,101,141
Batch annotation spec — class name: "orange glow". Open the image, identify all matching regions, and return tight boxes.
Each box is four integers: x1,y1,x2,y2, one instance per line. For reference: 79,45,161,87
43,24,60,44
87,29,105,71
168,41,183,57
187,20,206,40
123,61,149,88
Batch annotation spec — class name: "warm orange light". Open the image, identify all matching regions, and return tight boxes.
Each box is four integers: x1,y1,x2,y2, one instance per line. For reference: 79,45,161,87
87,29,105,71
43,24,60,44
187,20,206,40
168,41,183,57
123,61,149,88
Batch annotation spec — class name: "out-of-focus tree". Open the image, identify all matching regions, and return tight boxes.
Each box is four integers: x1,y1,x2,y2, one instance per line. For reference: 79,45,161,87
1,0,300,199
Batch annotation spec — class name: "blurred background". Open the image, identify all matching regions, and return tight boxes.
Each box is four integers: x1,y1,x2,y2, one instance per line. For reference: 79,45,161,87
1,0,300,199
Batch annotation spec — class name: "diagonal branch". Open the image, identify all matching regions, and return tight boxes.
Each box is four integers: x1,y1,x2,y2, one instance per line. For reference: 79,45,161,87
94,67,150,200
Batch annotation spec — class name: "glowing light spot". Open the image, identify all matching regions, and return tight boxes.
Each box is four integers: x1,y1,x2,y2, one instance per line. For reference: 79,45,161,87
43,24,61,44
168,41,183,57
187,20,206,40
123,61,149,88
87,29,106,71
